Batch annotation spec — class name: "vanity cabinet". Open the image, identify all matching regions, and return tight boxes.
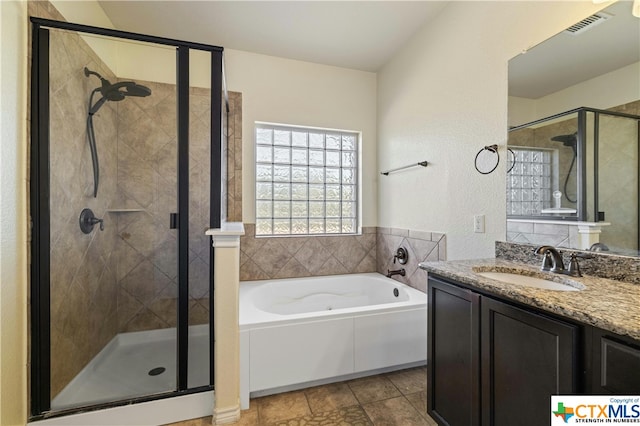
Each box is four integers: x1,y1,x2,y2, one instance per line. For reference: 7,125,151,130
590,328,640,394
481,297,578,426
427,279,480,426
428,275,578,426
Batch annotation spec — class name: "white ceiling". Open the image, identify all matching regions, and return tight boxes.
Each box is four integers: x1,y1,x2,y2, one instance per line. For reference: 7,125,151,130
98,1,449,72
509,1,640,99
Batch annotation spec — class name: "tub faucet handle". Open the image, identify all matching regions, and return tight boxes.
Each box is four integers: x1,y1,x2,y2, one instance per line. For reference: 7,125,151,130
394,247,408,265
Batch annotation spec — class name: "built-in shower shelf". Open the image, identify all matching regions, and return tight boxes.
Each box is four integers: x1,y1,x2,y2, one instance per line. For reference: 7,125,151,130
106,209,145,213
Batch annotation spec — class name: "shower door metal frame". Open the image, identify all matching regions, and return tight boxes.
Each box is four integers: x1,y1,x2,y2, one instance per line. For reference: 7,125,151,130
508,107,640,223
29,17,225,419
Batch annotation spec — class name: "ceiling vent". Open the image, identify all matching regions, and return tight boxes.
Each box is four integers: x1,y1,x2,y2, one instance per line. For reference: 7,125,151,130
564,12,614,35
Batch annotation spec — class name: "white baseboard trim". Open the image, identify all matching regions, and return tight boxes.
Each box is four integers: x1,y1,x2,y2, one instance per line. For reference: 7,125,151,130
29,391,214,426
213,405,241,425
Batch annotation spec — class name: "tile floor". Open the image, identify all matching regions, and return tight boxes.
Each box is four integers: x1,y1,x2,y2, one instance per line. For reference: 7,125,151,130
166,367,437,426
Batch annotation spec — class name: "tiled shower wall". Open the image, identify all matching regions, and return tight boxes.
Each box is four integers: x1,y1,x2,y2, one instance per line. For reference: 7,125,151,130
227,92,243,222
240,225,446,293
30,1,121,398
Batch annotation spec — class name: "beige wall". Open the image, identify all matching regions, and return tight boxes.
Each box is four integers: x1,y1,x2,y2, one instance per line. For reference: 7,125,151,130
509,61,640,127
377,1,603,261
0,0,28,424
224,49,378,227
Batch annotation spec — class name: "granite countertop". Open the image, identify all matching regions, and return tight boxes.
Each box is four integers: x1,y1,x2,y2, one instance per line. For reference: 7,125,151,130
419,258,640,341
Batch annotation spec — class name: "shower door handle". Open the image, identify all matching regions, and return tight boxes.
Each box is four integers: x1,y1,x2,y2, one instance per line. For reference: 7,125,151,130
170,213,178,229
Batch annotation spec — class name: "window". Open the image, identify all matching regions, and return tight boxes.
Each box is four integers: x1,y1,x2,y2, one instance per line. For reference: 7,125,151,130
507,147,553,216
255,123,359,236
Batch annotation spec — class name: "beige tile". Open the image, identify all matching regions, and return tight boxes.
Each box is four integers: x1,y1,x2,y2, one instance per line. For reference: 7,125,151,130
362,396,430,426
348,375,401,404
240,258,270,282
257,390,311,424
385,368,426,395
268,405,371,426
273,257,311,279
251,238,291,277
304,382,359,414
405,391,436,423
315,256,349,277
294,238,332,274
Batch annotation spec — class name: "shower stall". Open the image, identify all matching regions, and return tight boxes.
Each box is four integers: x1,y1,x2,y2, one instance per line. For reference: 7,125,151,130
508,106,640,253
29,17,226,418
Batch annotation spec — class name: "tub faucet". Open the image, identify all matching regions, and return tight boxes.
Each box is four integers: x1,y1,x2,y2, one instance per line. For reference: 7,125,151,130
387,268,406,278
534,245,565,273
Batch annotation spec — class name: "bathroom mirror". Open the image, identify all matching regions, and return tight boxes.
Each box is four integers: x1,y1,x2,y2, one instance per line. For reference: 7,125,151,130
506,1,640,255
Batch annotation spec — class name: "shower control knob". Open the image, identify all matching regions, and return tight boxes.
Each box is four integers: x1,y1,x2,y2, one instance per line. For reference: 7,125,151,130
79,208,104,234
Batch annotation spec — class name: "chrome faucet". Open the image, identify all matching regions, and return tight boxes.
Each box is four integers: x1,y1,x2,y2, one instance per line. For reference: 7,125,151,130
534,245,565,273
387,268,406,278
534,245,588,277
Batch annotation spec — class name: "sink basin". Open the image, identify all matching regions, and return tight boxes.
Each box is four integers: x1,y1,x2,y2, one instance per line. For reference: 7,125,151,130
474,269,584,292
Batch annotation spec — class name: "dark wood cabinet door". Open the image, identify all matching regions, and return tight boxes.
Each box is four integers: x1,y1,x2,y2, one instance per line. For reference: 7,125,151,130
591,329,640,394
481,297,578,426
428,277,480,426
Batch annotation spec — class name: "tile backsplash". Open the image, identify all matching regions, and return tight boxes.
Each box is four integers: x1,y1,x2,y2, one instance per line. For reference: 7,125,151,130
240,224,446,293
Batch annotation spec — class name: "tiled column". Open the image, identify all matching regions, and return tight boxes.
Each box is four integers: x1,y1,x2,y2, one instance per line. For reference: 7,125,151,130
206,223,245,425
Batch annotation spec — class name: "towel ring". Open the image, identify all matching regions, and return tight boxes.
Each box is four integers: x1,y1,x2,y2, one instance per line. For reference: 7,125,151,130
475,144,499,175
506,148,516,174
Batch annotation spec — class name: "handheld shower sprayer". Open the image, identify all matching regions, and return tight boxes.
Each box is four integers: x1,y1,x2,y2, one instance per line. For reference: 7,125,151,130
84,67,151,197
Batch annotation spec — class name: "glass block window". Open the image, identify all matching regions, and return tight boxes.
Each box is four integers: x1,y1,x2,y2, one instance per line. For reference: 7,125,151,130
507,148,553,216
255,123,359,236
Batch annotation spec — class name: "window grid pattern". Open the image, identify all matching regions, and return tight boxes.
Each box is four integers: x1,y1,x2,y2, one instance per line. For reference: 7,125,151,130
255,124,358,236
507,148,552,216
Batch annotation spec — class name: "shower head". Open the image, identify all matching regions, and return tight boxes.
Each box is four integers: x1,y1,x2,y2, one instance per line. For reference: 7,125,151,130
84,67,151,114
551,133,577,147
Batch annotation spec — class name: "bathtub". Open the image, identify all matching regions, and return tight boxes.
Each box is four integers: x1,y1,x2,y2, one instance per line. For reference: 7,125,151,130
239,273,427,409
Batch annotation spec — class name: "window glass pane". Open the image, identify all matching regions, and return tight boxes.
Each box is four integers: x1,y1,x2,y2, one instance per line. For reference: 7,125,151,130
273,201,290,218
273,165,290,182
256,218,272,234
342,219,355,233
309,150,324,166
342,168,355,184
309,167,324,184
256,146,272,163
292,131,308,147
326,202,340,217
291,148,307,165
291,166,308,182
326,219,341,233
291,184,307,200
256,182,272,200
256,201,272,218
326,151,340,167
309,219,324,234
274,130,290,146
309,185,324,200
256,164,272,181
342,185,355,201
325,168,340,183
291,201,308,217
326,133,341,150
342,135,356,151
309,133,324,148
326,185,340,200
255,124,359,236
309,201,324,217
273,183,290,200
256,128,273,145
273,219,290,234
342,152,355,167
342,202,355,218
273,147,290,164
292,219,308,234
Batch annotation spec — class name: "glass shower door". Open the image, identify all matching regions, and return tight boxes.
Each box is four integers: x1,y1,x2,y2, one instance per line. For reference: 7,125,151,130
46,28,180,410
